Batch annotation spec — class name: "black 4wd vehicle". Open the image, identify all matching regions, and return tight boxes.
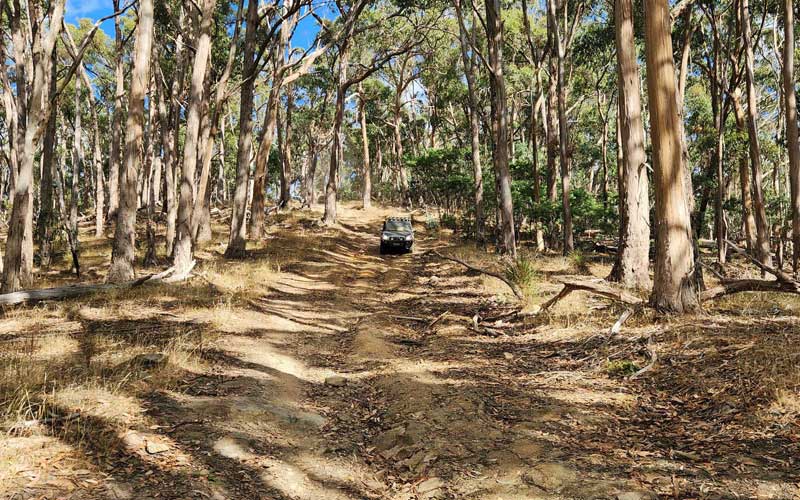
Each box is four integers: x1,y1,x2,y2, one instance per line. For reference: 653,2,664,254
380,217,414,254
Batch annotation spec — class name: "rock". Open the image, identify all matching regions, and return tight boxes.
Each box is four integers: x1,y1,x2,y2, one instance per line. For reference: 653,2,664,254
417,477,444,494
145,440,170,454
429,276,441,286
503,352,514,360
131,353,167,369
324,375,347,387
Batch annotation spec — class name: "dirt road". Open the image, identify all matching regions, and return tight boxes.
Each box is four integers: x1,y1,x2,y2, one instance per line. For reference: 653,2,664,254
3,205,798,499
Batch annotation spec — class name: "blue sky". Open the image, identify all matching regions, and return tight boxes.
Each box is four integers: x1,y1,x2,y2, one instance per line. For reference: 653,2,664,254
64,1,324,49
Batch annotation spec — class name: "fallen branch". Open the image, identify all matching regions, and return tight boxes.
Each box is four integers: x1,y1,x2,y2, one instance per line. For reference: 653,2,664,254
725,238,792,282
392,315,428,323
428,310,450,329
629,334,657,380
0,264,191,306
539,279,644,313
609,308,636,335
428,250,523,299
699,278,800,301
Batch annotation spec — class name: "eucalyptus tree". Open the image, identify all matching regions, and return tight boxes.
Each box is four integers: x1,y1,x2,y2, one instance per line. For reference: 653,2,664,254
610,0,650,290
454,0,485,244
484,0,517,257
173,0,217,276
321,0,419,225
740,0,772,268
108,0,155,282
194,0,245,244
784,0,800,271
2,0,66,292
643,0,698,312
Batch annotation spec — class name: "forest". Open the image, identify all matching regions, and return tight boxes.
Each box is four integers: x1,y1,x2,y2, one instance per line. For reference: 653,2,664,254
0,0,799,498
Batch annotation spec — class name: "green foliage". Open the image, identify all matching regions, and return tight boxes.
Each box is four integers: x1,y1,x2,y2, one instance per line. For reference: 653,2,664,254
504,256,539,296
606,360,640,377
568,249,589,274
425,214,440,231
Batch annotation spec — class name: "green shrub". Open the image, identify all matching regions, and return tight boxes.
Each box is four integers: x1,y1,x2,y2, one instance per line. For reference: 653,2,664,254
425,214,440,231
440,213,457,229
505,256,538,296
605,359,639,377
568,249,590,273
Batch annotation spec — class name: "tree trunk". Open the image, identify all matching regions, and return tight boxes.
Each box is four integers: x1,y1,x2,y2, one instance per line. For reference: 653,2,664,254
643,0,699,313
69,76,82,277
741,0,772,268
545,56,559,203
249,81,281,239
226,0,259,258
108,0,124,221
359,84,372,209
485,0,516,258
323,43,349,226
37,49,58,269
785,0,800,272
611,0,651,290
2,1,66,292
280,83,294,207
86,75,105,239
455,0,485,244
108,0,154,282
731,92,757,253
173,0,215,276
164,8,186,257
548,0,573,254
193,89,214,244
304,139,318,207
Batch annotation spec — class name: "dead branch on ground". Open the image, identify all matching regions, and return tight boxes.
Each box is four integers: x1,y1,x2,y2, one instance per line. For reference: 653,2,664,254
0,261,196,306
538,278,644,313
427,250,524,299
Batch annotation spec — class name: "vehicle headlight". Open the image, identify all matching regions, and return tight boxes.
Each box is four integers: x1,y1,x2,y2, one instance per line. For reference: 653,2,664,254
381,234,389,241
405,235,413,241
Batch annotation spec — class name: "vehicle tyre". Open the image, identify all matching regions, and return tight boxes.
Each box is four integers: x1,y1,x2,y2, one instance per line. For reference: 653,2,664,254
380,243,387,255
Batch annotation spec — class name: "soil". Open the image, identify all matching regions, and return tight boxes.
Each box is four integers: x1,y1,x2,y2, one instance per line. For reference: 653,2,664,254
1,204,799,499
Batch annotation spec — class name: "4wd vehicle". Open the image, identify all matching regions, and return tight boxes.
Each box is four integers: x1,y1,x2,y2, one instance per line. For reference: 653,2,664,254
380,217,414,254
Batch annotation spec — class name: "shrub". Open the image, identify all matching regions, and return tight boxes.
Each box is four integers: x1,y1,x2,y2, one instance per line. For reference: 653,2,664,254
606,359,639,377
568,249,590,274
505,255,538,297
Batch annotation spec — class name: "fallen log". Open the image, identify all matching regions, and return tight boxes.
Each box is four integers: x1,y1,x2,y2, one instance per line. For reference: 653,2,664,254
428,250,524,299
0,261,195,307
538,278,644,313
699,278,800,301
725,238,793,282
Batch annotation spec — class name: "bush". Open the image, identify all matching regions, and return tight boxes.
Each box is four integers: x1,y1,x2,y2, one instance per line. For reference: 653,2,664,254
425,214,440,231
440,213,457,229
568,249,590,273
606,359,639,377
505,255,538,297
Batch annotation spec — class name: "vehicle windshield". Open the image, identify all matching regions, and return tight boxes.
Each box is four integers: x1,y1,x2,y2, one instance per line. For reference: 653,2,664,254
384,220,411,232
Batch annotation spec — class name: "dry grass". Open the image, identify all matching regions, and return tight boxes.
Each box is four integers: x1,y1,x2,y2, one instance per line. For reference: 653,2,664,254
0,212,290,447
1,205,800,499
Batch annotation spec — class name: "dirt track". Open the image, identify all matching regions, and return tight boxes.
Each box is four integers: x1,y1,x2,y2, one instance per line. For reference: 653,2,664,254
3,205,799,499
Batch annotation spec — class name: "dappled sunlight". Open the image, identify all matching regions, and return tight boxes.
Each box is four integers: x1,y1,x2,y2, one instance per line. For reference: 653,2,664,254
217,334,338,383
52,385,144,426
259,457,355,500
3,204,800,499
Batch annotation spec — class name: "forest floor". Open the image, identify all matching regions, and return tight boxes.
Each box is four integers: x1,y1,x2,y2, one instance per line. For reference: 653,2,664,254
1,203,800,500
